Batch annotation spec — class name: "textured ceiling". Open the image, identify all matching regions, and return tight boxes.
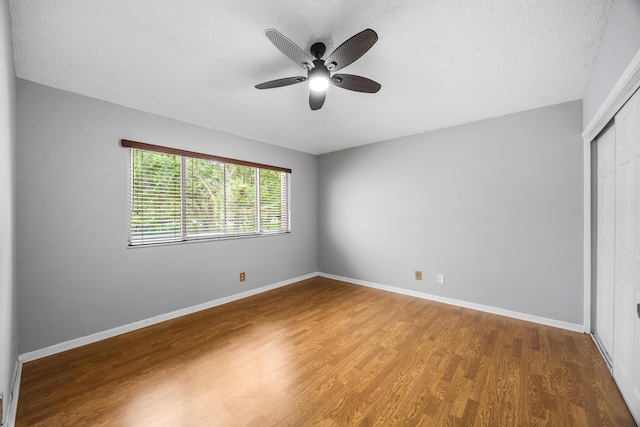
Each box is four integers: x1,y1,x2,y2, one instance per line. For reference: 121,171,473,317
9,0,612,154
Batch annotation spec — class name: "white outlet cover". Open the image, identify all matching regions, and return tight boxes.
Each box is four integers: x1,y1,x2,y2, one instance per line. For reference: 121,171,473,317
437,274,445,284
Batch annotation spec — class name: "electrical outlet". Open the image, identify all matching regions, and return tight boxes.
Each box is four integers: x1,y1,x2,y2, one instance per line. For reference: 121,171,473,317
415,270,422,280
240,272,246,282
437,274,445,285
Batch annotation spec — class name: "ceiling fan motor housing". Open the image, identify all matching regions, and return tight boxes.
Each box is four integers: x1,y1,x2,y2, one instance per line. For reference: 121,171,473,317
309,59,330,81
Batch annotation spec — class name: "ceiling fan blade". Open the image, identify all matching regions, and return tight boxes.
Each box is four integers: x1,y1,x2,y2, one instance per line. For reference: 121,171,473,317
309,91,326,110
324,29,378,72
264,29,314,70
255,76,307,89
331,74,381,93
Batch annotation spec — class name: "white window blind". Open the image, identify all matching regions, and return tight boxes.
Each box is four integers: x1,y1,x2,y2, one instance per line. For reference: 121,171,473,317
123,140,291,246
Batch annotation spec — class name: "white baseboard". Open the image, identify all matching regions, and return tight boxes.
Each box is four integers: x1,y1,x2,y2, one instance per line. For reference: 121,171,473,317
319,272,584,333
7,270,588,426
16,272,584,365
18,272,319,363
6,359,22,427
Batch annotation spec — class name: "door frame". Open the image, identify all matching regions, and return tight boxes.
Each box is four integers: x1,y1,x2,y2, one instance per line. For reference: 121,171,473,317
592,122,616,368
583,49,640,334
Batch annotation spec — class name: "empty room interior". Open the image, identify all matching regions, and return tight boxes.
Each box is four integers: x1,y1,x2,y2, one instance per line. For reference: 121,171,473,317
1,0,640,426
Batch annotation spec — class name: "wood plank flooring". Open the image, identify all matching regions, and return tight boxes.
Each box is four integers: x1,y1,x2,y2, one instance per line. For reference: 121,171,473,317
16,277,636,426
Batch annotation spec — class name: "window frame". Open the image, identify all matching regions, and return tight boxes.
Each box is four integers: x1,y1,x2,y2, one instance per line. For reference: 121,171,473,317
123,139,291,247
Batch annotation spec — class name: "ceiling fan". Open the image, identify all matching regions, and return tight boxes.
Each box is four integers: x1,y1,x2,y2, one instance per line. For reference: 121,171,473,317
255,28,381,110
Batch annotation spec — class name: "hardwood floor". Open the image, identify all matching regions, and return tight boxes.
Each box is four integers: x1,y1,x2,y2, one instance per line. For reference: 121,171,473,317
16,277,636,426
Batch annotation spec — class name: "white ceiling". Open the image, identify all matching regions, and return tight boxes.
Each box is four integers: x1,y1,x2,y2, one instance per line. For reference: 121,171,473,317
9,0,612,154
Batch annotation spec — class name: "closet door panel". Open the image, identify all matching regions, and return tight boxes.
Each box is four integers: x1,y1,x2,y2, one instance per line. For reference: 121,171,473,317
613,89,640,420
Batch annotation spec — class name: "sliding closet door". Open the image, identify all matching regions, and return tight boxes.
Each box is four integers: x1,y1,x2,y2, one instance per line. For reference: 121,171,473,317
613,88,640,416
595,125,616,361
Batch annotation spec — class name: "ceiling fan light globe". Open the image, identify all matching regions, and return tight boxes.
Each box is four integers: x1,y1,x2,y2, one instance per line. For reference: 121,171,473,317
309,76,329,92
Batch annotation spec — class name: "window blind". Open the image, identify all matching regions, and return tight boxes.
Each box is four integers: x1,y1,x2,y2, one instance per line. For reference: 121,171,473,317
124,140,291,246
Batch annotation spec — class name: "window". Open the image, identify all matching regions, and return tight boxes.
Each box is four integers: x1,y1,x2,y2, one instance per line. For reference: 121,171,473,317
123,140,291,246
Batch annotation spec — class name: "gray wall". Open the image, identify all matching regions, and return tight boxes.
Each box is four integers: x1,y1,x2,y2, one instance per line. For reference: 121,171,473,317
319,101,584,325
16,79,318,353
0,0,16,422
583,0,640,128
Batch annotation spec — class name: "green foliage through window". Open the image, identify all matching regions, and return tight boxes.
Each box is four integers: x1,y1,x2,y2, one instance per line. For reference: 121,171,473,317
128,148,290,246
